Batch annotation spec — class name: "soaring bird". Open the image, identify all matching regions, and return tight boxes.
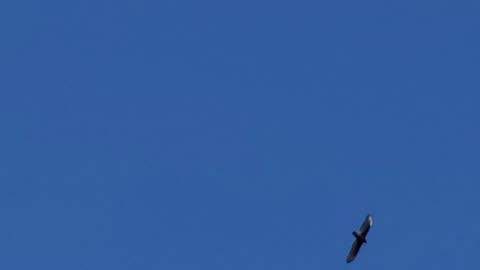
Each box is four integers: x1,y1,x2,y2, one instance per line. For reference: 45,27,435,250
346,214,373,263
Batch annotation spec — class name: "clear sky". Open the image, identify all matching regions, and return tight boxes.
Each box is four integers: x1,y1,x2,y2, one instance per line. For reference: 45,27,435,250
1,0,479,269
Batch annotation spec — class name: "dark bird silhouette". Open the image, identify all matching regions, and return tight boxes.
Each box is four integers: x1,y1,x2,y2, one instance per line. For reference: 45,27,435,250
346,214,373,263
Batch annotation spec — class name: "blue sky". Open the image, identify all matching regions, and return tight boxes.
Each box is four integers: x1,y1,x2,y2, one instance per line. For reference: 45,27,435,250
1,0,479,269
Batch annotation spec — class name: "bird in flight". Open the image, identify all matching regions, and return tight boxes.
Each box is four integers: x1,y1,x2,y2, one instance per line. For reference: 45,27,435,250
346,214,373,263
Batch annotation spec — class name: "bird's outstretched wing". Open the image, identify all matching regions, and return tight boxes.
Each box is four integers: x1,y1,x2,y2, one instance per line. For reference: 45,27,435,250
346,239,362,263
359,214,373,237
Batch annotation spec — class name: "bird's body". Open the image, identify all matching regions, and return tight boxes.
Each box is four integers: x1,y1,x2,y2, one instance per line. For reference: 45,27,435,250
346,214,373,263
